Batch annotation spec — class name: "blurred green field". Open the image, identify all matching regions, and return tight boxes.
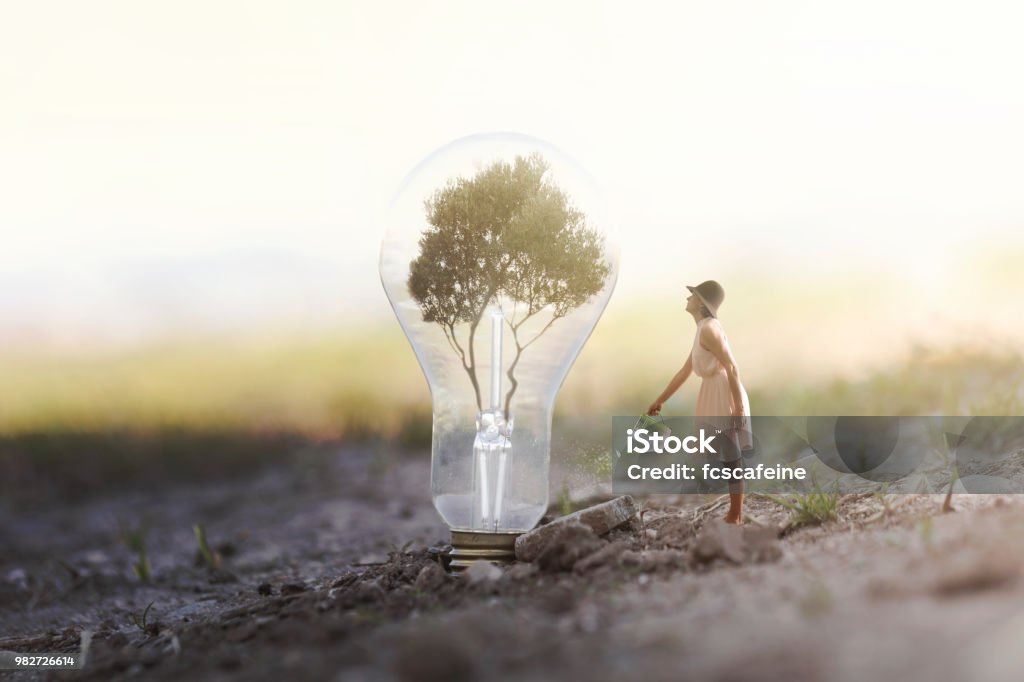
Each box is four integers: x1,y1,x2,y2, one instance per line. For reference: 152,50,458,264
0,330,427,439
1,310,1021,442
0,310,1020,510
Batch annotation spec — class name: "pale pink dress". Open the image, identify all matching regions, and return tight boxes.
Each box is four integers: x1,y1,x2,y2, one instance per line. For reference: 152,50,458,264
691,317,752,454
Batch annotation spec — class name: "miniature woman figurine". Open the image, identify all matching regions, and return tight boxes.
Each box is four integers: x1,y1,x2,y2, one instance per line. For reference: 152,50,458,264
647,280,752,524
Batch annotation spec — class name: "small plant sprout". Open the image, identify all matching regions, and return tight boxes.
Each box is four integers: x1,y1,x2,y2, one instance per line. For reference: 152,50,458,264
193,523,221,570
120,522,152,584
558,483,575,517
943,466,959,513
763,485,841,529
938,431,959,513
637,500,652,549
129,601,158,635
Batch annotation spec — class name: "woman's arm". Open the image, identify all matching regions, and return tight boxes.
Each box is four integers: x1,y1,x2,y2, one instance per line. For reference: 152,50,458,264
701,321,746,418
647,354,693,415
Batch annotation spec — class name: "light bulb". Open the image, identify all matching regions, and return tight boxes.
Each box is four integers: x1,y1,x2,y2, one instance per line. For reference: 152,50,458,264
379,133,619,568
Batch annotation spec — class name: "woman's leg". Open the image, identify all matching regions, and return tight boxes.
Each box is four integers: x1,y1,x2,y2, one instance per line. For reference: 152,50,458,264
724,461,744,524
714,425,745,524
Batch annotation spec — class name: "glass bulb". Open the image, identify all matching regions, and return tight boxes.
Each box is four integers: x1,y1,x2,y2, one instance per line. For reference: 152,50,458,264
379,132,619,548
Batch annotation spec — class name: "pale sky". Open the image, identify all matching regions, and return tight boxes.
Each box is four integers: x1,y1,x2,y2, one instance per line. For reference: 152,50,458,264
2,1,1023,348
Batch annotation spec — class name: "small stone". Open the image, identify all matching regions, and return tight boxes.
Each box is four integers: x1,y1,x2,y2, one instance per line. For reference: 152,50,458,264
515,496,637,562
462,561,502,586
257,582,274,596
414,562,446,592
535,522,604,573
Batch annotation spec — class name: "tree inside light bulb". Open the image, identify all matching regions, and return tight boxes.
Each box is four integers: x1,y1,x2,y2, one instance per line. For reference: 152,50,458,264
408,153,609,418
380,135,618,537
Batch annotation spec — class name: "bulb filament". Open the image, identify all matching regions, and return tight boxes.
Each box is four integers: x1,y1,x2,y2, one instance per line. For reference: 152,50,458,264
474,310,512,530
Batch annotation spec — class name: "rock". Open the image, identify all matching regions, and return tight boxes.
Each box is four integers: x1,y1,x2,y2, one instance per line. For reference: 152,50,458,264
690,519,782,565
257,582,273,596
515,496,637,562
462,561,502,586
535,522,604,573
414,562,446,592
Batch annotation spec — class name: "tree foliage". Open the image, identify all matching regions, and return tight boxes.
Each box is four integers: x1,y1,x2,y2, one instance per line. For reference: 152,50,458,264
407,154,609,414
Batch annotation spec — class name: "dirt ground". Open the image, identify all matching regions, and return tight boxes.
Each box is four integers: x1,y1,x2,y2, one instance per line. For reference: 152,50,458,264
3,443,1024,681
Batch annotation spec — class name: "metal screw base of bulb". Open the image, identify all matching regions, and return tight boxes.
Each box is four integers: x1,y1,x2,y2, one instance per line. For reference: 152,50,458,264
448,530,520,572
